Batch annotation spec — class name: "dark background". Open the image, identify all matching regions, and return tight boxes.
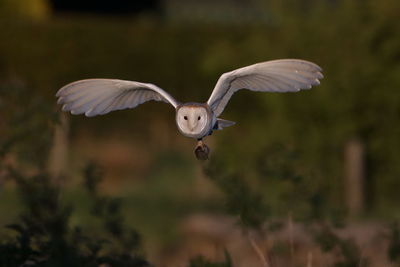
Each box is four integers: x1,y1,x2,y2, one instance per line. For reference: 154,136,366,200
50,0,161,15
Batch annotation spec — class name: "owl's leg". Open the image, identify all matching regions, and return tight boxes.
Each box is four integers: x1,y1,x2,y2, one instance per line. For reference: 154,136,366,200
194,139,210,160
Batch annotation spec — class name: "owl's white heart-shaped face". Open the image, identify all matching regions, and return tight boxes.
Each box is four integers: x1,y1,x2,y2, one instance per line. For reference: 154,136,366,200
176,105,211,138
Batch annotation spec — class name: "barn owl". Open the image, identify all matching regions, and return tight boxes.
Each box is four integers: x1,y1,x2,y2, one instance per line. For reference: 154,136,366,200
56,59,323,160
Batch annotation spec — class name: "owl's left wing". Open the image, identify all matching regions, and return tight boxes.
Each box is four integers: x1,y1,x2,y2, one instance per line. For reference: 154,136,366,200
207,59,323,117
56,79,179,117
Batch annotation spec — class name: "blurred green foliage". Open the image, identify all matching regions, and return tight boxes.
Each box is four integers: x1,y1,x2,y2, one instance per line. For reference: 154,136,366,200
188,251,232,267
388,222,400,264
312,225,364,267
0,82,56,167
0,82,149,266
1,0,398,219
204,159,270,229
0,166,149,266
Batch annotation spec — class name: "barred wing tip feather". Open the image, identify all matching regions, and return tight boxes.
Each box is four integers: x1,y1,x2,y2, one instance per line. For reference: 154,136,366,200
207,59,324,117
56,79,179,117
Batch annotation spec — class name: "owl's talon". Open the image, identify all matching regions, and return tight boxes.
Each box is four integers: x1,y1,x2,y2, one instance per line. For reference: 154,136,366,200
194,140,210,160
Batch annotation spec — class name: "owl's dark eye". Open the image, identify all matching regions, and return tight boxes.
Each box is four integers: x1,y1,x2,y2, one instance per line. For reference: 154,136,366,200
184,116,188,120
197,116,201,120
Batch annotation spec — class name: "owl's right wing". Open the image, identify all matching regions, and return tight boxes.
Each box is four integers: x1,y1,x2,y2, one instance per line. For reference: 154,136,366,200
56,79,179,117
207,59,323,117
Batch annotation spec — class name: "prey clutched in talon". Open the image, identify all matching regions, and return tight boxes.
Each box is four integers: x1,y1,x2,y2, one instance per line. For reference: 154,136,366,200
194,140,210,160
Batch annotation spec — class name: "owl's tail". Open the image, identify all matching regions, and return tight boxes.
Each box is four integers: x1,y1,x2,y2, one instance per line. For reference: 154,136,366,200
214,118,236,130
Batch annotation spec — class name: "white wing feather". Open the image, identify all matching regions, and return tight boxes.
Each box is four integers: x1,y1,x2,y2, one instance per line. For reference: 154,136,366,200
207,59,323,117
56,79,179,117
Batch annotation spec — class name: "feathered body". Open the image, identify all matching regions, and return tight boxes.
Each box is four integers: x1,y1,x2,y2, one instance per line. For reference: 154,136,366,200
56,59,323,159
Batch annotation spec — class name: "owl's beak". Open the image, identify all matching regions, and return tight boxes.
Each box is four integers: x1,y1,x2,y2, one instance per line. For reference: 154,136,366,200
189,122,198,132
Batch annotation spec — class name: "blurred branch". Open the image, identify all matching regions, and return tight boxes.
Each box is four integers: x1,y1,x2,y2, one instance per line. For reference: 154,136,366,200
246,230,270,267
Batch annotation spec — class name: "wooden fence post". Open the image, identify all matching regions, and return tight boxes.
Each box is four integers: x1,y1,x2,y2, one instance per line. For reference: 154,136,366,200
344,138,365,217
48,113,69,183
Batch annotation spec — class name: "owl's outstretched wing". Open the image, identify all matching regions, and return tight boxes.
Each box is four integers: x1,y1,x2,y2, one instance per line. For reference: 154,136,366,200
56,79,179,117
207,59,323,117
